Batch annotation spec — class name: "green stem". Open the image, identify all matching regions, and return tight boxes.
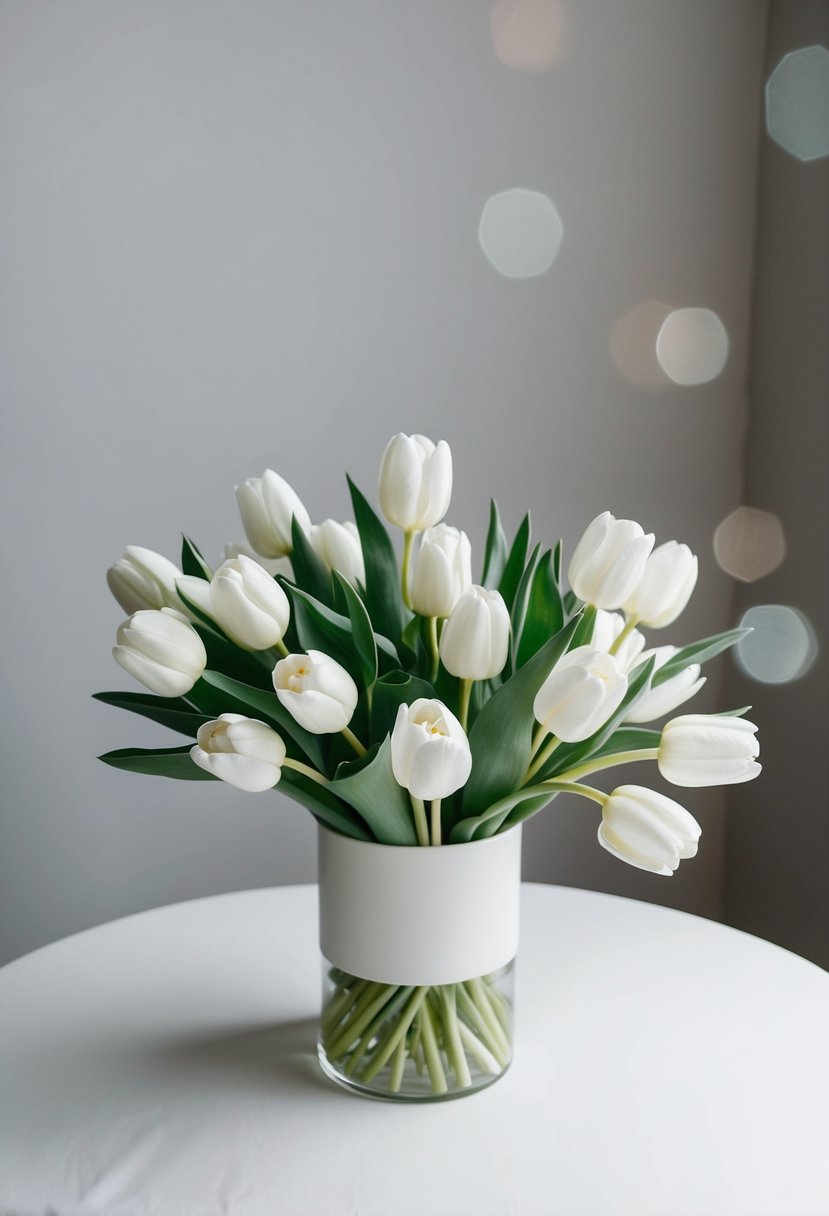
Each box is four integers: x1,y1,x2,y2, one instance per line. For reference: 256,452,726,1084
430,798,442,846
282,758,329,786
326,984,398,1059
458,678,473,733
411,796,430,847
359,987,428,1085
522,735,561,785
389,1034,407,1093
556,747,659,784
427,615,440,682
275,638,290,658
419,996,448,1095
440,986,472,1088
341,726,367,757
609,615,639,657
401,530,415,609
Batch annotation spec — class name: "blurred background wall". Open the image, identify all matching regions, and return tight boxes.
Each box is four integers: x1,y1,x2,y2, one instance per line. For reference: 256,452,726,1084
1,0,822,968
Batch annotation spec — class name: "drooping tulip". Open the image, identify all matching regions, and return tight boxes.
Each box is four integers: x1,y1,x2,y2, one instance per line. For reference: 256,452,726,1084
273,650,359,734
658,714,761,786
624,647,705,724
409,524,472,619
533,646,628,742
235,469,311,558
623,541,698,628
439,585,510,680
112,608,207,697
598,785,701,875
190,714,286,793
378,433,452,532
390,699,472,801
107,546,185,616
568,511,654,610
177,555,290,651
309,520,365,588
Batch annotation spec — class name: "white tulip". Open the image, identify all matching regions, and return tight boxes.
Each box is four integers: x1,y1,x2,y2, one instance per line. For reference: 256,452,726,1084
591,609,646,671
107,545,184,616
378,433,452,532
273,650,358,734
223,542,293,580
533,646,628,742
190,714,286,793
113,608,207,697
568,511,655,610
439,585,510,680
658,714,761,786
390,699,472,801
410,524,472,619
177,556,290,651
310,520,365,588
598,785,701,875
624,541,698,628
624,647,705,723
235,469,311,558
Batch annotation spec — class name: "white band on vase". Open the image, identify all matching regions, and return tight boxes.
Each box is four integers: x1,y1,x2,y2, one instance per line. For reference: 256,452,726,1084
318,824,522,986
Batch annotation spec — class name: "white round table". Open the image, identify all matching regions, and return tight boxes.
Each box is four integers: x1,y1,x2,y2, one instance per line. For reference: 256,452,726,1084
1,884,827,1216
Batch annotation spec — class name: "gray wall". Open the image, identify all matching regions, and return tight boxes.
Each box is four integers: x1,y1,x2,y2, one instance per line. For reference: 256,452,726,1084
1,1,769,964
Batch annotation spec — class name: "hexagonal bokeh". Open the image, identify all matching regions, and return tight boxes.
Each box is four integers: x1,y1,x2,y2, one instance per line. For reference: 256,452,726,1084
479,188,563,279
490,0,569,73
713,506,786,582
736,605,818,685
655,308,729,386
766,45,829,162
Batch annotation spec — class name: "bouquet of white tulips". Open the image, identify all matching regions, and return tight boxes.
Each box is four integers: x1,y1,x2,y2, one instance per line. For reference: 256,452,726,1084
98,432,761,1096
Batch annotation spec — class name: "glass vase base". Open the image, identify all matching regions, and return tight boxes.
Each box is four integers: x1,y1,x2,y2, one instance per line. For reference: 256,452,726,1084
317,1041,512,1103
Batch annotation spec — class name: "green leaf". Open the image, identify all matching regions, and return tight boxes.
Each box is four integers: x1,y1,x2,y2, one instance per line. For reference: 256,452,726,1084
332,572,377,691
93,691,211,738
328,735,418,845
498,513,531,613
653,628,752,687
569,603,597,650
460,616,581,817
285,584,398,686
714,706,752,718
481,499,508,589
277,768,372,841
370,669,436,740
290,517,334,606
98,745,213,780
181,535,213,580
516,546,564,668
347,476,403,645
509,542,541,668
499,791,560,834
190,620,274,687
195,670,327,771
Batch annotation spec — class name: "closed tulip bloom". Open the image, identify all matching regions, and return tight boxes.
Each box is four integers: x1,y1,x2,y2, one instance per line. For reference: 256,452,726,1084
568,511,655,610
658,714,761,786
235,469,311,558
113,608,207,697
223,542,293,580
178,555,290,651
410,524,473,618
190,714,286,793
107,545,185,615
273,649,358,734
378,433,452,532
310,520,365,588
591,609,646,671
391,699,472,801
439,585,510,680
533,646,628,742
598,785,701,876
625,647,705,724
624,541,698,628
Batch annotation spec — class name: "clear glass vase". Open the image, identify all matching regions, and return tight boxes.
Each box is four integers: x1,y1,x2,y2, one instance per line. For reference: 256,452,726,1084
318,957,515,1101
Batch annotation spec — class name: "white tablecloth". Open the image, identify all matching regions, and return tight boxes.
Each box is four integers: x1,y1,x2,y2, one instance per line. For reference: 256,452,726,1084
1,884,827,1216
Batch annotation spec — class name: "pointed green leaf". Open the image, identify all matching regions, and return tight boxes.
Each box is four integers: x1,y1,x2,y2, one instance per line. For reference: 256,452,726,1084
181,535,213,580
370,669,437,739
498,513,531,612
290,516,334,606
332,571,377,691
285,583,398,686
99,745,213,780
481,499,508,589
277,768,372,841
516,546,564,668
509,542,542,668
93,691,211,738
347,476,403,645
653,628,752,686
569,603,597,649
328,735,418,845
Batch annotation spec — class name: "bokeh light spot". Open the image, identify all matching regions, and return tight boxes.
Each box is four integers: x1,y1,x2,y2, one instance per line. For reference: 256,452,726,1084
736,605,818,684
766,45,829,162
713,506,787,582
479,188,563,279
490,0,569,72
610,300,674,389
655,308,729,386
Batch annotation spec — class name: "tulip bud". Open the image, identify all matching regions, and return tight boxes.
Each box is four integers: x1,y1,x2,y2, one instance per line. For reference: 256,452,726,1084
378,433,452,532
177,556,290,651
113,608,207,697
309,520,365,588
623,541,698,628
533,646,628,742
190,714,286,793
390,699,472,801
624,647,705,723
598,785,701,875
223,542,294,581
568,511,655,610
235,469,311,558
273,649,359,734
107,545,185,616
410,524,472,619
439,585,510,680
658,714,761,786
591,609,646,671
